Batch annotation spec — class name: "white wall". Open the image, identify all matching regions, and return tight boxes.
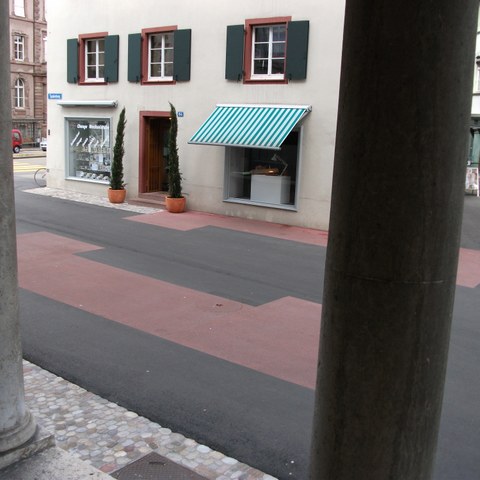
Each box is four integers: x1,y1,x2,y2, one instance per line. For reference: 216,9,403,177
46,0,345,229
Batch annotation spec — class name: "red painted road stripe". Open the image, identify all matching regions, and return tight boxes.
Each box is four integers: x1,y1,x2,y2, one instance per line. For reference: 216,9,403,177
129,210,480,288
128,210,330,246
457,248,480,288
18,232,321,389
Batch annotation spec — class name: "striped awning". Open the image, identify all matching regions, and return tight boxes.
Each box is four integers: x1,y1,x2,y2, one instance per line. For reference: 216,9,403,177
189,104,312,150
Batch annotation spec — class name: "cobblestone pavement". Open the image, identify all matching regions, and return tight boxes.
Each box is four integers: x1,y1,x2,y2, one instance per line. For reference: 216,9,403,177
24,361,276,479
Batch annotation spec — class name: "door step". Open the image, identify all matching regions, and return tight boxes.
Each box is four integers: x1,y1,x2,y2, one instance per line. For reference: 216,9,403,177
133,192,167,206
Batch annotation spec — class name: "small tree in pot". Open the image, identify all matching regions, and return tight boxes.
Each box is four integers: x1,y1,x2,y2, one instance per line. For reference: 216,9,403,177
108,107,127,203
165,102,186,213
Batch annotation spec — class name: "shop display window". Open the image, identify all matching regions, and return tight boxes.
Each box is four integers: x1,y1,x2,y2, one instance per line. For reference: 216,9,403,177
66,117,111,183
225,131,299,207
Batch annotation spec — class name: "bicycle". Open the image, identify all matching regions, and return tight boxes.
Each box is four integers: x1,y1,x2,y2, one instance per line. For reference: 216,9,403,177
34,167,48,187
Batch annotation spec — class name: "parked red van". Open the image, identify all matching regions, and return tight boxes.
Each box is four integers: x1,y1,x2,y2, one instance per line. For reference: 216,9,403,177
12,129,22,153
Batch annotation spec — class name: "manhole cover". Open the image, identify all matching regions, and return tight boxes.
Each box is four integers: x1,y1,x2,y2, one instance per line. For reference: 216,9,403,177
111,452,209,480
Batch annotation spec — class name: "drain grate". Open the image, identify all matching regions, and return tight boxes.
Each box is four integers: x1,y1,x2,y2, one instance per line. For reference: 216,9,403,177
111,452,209,480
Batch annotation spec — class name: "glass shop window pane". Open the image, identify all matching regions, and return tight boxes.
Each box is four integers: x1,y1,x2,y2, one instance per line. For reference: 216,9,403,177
66,118,112,183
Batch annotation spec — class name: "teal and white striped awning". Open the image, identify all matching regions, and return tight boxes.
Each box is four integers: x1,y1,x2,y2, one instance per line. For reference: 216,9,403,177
189,104,312,150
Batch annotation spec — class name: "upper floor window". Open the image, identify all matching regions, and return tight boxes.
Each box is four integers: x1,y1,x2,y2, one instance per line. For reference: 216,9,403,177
14,78,25,108
67,33,119,84
251,24,286,79
148,31,174,81
42,32,47,62
225,18,309,83
85,38,105,82
127,27,191,84
13,0,25,17
14,35,25,61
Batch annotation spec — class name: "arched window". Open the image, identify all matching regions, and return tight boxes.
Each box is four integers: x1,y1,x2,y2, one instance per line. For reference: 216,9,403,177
14,79,25,108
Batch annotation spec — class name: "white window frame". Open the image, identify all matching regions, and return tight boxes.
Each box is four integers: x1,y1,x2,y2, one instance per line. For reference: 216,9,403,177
13,0,25,17
251,24,286,80
148,32,174,81
14,35,25,61
85,38,105,82
14,78,25,108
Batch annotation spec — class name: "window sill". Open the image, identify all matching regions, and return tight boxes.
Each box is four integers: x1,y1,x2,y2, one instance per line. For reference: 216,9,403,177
223,197,297,211
141,79,176,86
78,81,108,86
66,176,110,184
243,77,288,85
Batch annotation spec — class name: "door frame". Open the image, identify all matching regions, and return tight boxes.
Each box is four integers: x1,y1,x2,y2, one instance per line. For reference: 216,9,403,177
138,110,170,194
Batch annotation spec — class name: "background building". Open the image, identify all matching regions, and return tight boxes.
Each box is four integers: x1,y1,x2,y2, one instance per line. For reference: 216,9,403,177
46,0,345,229
10,0,47,146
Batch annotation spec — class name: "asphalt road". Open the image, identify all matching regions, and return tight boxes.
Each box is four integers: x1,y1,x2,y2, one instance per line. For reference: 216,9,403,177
13,170,480,480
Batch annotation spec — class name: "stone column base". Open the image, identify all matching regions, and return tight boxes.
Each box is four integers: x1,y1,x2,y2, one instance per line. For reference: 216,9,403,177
0,425,54,471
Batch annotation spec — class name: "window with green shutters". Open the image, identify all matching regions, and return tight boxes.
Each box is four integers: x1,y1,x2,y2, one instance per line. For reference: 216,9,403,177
127,27,191,84
226,18,309,83
67,33,119,84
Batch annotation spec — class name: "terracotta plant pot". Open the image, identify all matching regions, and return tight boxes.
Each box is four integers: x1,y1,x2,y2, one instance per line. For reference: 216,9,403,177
108,188,127,204
165,196,186,213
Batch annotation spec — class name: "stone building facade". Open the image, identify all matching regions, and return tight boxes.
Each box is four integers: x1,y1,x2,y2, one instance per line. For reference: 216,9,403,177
10,0,47,146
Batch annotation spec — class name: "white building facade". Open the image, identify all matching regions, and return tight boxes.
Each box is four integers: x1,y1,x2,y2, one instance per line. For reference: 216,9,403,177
46,0,345,229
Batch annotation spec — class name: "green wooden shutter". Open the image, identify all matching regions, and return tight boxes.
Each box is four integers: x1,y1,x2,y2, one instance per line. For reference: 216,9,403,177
173,29,191,81
104,35,119,83
67,38,78,83
225,25,244,81
285,21,309,80
128,33,142,82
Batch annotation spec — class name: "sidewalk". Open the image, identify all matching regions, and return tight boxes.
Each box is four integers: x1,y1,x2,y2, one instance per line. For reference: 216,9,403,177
23,361,275,479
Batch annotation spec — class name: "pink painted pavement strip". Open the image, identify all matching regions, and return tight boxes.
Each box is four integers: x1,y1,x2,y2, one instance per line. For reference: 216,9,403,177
457,247,480,288
128,210,329,246
18,231,321,389
17,226,479,391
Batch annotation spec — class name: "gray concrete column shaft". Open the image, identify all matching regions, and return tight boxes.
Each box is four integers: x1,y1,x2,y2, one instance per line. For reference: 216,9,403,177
0,2,36,453
310,1,478,479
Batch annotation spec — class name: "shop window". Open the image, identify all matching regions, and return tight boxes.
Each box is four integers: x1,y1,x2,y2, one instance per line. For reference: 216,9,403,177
14,35,25,61
225,18,309,83
127,28,191,83
225,131,300,207
14,78,25,108
66,117,111,183
67,34,119,84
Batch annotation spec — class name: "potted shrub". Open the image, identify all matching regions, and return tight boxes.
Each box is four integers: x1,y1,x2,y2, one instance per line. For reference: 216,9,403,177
108,107,127,203
165,102,186,213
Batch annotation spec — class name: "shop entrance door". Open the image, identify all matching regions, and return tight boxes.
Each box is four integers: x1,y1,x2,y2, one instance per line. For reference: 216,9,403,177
140,114,170,193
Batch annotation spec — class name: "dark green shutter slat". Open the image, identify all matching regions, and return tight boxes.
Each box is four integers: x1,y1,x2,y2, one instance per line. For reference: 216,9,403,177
173,29,191,81
225,25,244,81
104,35,119,83
285,21,309,80
128,33,142,82
67,38,78,83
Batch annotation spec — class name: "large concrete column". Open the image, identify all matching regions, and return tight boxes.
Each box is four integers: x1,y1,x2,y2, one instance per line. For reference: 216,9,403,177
0,2,37,457
310,2,478,479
